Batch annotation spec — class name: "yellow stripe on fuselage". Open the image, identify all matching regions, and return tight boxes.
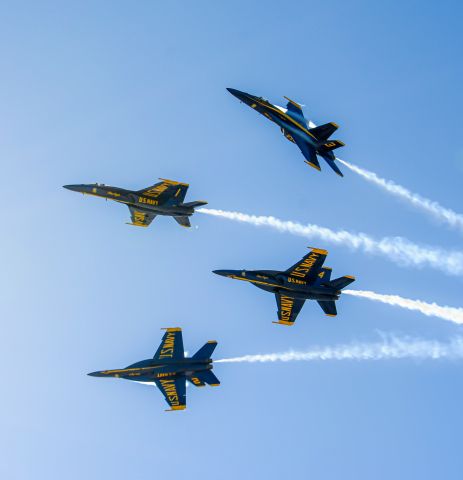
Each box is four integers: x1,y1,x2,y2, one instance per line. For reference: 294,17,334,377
253,98,316,140
229,274,292,291
83,191,131,205
101,365,164,374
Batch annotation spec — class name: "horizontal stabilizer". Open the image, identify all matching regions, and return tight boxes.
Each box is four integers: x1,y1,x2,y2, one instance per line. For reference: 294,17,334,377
188,376,206,387
174,216,191,228
317,300,337,317
194,370,220,387
192,341,218,360
319,154,344,177
182,200,208,208
325,275,356,290
309,122,338,141
318,139,345,153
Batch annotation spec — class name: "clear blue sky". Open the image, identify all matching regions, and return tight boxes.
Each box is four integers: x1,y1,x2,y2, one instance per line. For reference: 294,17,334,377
1,1,463,479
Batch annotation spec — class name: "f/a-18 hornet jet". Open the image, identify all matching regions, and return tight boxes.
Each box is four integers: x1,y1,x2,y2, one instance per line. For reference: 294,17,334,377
63,179,207,228
88,328,220,411
214,247,355,326
227,88,345,177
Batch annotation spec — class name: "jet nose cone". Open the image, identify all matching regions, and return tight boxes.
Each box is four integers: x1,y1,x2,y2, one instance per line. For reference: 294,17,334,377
226,88,248,101
88,371,105,377
63,184,79,192
213,270,228,277
63,184,90,194
213,269,238,278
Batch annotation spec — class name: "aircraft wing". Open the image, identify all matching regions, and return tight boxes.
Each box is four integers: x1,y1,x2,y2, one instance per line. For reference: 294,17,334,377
273,293,305,326
138,179,189,203
155,376,186,411
286,247,328,283
284,96,304,118
153,328,184,360
317,300,337,317
291,132,321,171
127,206,157,227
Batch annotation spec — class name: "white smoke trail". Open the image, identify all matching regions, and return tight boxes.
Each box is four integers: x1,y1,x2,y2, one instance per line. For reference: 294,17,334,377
343,289,463,325
197,208,463,276
338,158,463,233
216,336,463,363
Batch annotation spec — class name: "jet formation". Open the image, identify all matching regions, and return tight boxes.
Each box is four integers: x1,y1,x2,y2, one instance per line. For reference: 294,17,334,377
227,88,345,177
88,328,220,411
78,88,356,410
63,179,207,228
214,247,355,325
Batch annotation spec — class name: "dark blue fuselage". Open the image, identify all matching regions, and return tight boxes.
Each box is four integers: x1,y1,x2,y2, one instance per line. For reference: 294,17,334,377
213,269,340,301
226,88,330,157
88,358,213,383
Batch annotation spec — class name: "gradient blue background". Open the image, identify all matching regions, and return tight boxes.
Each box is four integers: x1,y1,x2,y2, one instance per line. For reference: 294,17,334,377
1,1,463,479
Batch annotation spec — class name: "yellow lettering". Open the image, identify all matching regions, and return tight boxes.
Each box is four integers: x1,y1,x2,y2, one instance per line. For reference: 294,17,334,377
280,296,294,319
143,183,169,198
158,332,176,358
159,379,179,405
138,197,158,205
291,254,318,278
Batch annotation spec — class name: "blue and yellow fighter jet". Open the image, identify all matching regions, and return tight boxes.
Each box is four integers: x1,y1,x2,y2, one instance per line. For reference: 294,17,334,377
214,247,355,326
88,328,220,411
227,88,345,176
63,179,207,228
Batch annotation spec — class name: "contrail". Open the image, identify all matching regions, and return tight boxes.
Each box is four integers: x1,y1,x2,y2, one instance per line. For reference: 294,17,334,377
197,208,463,276
338,158,463,233
216,335,463,363
343,289,463,325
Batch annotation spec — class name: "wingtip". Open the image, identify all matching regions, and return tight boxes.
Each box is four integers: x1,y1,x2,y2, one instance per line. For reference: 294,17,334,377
283,95,303,108
126,222,148,228
158,178,189,186
309,247,329,255
165,405,186,412
304,160,321,171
